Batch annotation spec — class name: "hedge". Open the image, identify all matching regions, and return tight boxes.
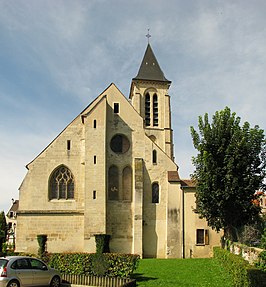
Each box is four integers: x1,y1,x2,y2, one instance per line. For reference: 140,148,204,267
256,250,266,271
47,252,140,278
213,247,266,287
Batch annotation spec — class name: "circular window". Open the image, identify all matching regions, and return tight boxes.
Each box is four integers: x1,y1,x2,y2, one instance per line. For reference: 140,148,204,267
110,134,130,154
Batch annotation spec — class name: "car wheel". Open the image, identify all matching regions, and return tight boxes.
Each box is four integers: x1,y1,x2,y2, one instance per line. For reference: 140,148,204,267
7,280,20,287
50,276,60,287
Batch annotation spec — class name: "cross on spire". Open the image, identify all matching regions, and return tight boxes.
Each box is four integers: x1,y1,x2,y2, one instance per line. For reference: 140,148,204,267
146,29,151,43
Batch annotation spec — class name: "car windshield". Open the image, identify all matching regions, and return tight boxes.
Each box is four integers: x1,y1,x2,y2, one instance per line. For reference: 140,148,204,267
0,259,8,268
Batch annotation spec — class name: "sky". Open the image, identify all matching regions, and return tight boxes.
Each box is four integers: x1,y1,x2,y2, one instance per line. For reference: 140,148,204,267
0,0,266,212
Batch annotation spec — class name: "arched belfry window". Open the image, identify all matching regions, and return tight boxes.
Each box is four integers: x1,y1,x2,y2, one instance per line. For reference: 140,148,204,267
122,166,132,201
145,93,151,126
153,94,158,126
152,182,159,203
108,165,119,200
49,165,74,200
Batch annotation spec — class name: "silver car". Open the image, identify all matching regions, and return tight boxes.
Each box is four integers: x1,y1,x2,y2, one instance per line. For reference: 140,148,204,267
0,256,61,287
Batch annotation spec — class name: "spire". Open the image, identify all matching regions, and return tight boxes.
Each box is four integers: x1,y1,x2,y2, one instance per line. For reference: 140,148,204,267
133,43,171,83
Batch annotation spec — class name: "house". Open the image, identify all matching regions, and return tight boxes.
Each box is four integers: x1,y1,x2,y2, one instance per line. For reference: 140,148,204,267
16,43,220,258
5,199,19,249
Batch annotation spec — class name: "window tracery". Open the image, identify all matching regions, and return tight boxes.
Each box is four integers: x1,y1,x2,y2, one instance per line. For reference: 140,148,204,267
49,165,74,200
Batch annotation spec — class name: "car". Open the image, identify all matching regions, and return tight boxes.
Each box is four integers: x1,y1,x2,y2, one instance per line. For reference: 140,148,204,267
0,256,61,287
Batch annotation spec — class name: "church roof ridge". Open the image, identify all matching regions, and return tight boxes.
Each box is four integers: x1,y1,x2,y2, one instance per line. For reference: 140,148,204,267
133,43,171,83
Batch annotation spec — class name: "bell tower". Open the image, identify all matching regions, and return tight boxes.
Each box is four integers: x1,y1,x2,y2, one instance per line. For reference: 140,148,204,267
130,43,174,160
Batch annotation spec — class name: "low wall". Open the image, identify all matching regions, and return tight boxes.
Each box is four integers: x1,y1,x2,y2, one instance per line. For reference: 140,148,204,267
227,242,263,265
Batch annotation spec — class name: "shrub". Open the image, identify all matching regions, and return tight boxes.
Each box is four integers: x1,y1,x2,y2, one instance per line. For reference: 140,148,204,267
91,253,110,276
48,252,140,278
37,234,47,259
260,228,266,249
256,250,266,271
214,247,266,287
214,247,250,287
94,234,110,254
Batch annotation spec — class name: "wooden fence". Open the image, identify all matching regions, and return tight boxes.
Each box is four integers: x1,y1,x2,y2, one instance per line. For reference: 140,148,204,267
61,273,136,287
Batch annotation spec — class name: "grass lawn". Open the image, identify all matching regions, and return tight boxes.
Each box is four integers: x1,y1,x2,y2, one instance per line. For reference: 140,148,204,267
132,258,233,287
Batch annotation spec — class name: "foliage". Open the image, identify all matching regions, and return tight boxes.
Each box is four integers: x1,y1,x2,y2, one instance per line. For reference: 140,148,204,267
238,219,264,247
48,252,140,278
94,234,110,254
37,234,47,259
0,211,7,252
133,258,233,287
214,247,266,287
190,107,266,241
260,228,266,249
90,253,110,276
2,242,15,254
256,250,266,271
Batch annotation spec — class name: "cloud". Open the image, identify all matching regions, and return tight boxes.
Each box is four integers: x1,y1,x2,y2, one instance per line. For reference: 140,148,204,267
0,0,266,212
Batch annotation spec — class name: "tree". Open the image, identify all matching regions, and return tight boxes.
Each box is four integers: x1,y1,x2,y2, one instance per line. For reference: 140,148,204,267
0,211,7,252
190,107,266,241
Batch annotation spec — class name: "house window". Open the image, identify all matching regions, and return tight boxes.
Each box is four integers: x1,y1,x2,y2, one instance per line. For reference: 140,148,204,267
152,182,159,203
152,150,157,164
122,166,132,201
196,229,209,245
93,120,97,128
114,103,119,113
153,94,158,126
108,165,119,200
49,165,74,200
110,134,130,154
67,140,71,151
145,93,150,126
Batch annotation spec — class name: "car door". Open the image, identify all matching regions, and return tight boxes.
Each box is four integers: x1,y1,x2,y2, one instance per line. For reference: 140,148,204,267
29,258,50,286
13,258,34,286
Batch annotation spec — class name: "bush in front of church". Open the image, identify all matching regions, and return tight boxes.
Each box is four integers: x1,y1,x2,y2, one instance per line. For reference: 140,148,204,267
48,252,140,278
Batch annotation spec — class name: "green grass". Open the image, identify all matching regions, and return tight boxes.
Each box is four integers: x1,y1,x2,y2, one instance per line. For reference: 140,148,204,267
132,258,233,287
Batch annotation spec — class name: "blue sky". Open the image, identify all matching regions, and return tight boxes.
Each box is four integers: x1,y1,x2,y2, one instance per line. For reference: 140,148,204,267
1,0,266,212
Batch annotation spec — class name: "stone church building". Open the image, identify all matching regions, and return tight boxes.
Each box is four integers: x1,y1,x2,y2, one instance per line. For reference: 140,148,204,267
16,43,220,258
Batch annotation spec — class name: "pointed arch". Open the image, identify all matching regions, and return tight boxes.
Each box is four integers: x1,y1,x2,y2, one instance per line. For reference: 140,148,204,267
122,166,132,201
152,182,159,203
108,165,119,200
49,165,75,200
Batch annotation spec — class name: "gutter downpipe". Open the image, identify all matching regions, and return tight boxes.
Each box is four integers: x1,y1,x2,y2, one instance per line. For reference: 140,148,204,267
181,186,185,259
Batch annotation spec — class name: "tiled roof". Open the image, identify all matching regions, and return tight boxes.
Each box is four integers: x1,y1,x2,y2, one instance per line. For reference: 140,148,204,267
180,179,196,187
133,43,171,83
168,171,180,182
9,200,19,212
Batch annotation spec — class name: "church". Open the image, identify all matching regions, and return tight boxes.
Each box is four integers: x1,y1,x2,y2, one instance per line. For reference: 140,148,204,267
16,43,220,258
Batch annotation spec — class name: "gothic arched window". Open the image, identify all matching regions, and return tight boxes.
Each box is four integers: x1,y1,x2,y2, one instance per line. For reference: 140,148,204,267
152,182,159,203
49,165,74,200
108,165,119,200
145,93,151,126
122,166,132,201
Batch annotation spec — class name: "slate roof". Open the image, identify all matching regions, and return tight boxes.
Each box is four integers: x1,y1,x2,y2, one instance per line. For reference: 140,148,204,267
133,43,171,83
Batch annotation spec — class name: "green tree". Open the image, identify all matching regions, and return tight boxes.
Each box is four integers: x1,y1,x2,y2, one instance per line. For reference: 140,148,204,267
0,211,7,252
191,107,266,241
